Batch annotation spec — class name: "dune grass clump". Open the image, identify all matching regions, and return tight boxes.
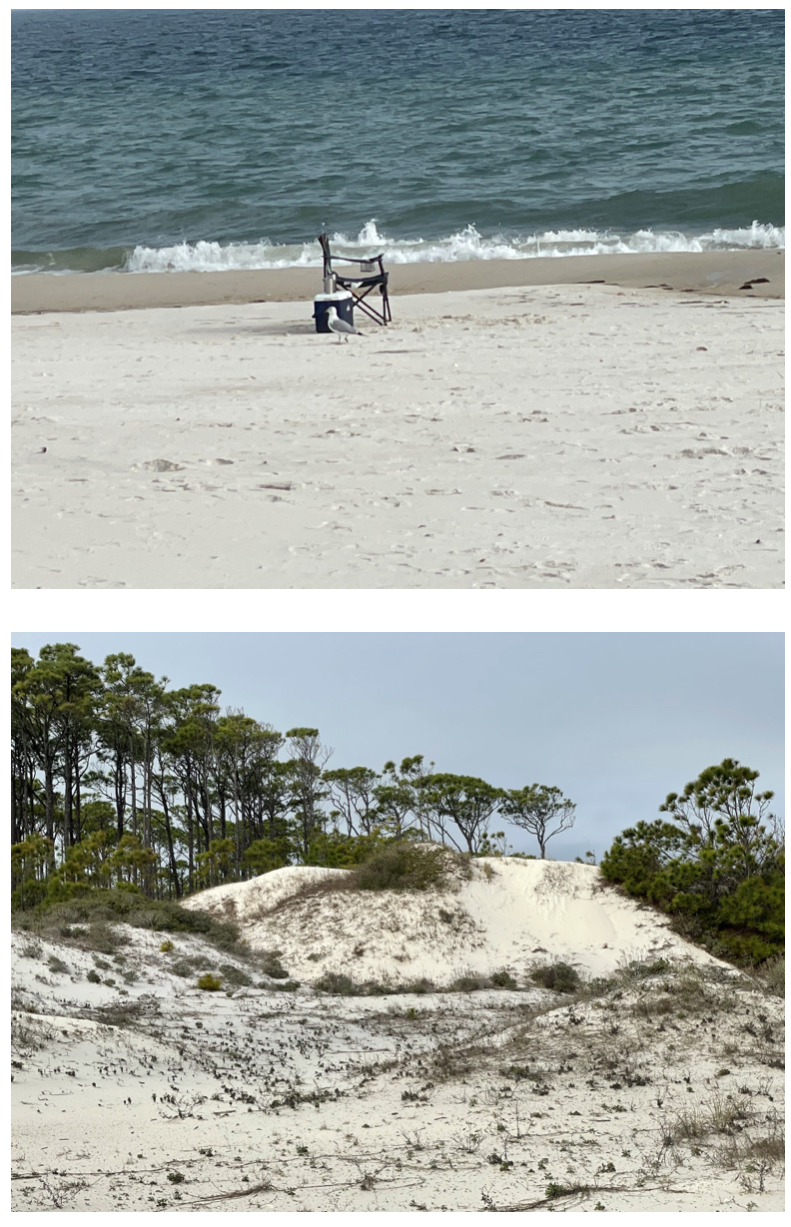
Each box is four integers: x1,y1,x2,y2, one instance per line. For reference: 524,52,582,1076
716,1114,785,1169
171,957,202,978
315,970,358,996
618,957,672,983
218,963,252,987
665,1093,754,1144
632,993,675,1018
490,968,518,990
753,955,785,998
451,971,491,992
258,951,289,979
404,977,436,994
545,1181,590,1201
448,967,517,992
529,961,581,994
11,1014,54,1055
197,972,223,992
313,969,438,997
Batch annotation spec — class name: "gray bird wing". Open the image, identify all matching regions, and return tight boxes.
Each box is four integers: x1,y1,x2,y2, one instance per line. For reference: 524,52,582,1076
329,317,360,335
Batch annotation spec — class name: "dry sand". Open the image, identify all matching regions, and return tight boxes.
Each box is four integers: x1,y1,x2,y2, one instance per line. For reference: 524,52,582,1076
12,252,784,589
12,859,785,1213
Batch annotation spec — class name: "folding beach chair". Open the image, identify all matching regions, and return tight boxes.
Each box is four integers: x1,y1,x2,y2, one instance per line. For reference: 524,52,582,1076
317,232,392,325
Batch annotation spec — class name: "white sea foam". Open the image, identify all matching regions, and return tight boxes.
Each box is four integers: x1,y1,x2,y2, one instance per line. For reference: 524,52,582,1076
118,217,785,275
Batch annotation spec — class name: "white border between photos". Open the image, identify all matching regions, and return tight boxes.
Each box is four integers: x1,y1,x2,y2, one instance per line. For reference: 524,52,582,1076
8,590,786,635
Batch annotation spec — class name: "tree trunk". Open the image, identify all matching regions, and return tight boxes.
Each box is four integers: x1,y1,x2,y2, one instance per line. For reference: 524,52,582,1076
115,748,126,841
157,781,181,900
63,733,74,849
74,756,82,845
130,741,137,839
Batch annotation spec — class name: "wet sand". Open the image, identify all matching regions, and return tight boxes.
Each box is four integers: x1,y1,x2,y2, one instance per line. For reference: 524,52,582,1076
11,248,784,314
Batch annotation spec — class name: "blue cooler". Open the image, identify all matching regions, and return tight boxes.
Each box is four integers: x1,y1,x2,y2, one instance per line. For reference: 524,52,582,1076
313,290,354,334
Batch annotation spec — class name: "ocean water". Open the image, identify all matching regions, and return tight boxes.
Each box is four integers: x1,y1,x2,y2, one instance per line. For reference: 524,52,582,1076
11,7,785,275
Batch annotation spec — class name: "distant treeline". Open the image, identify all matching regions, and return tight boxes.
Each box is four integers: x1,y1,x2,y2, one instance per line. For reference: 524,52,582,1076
11,643,576,906
11,646,784,966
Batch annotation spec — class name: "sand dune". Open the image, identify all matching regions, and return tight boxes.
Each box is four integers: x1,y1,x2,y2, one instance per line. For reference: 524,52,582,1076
12,860,785,1212
183,858,726,986
12,280,784,589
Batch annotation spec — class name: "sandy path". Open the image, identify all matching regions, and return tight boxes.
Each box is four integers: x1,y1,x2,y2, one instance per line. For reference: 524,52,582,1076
12,284,783,589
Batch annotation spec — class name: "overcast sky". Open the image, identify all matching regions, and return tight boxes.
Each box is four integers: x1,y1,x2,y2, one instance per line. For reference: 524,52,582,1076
11,631,783,861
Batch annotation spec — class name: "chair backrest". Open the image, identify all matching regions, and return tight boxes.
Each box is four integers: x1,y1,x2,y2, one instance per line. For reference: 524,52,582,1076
317,232,332,278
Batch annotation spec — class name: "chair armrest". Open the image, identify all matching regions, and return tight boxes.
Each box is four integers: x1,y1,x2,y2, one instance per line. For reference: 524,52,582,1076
330,253,385,265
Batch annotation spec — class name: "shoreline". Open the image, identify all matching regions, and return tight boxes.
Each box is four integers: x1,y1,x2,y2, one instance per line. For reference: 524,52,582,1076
11,248,784,313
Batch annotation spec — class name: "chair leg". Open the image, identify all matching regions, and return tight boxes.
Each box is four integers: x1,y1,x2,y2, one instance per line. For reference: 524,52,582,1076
352,288,387,326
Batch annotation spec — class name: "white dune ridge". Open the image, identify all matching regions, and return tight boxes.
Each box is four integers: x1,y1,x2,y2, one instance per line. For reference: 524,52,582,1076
181,857,725,988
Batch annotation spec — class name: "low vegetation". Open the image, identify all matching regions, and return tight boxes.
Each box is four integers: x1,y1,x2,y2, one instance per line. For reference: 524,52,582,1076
12,888,244,958
196,973,223,992
529,961,581,994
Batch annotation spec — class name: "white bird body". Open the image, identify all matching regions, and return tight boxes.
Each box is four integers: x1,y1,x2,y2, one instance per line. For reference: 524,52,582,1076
326,306,362,342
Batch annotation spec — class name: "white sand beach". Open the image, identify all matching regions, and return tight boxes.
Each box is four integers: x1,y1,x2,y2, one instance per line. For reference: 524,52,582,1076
12,859,784,1212
12,252,784,589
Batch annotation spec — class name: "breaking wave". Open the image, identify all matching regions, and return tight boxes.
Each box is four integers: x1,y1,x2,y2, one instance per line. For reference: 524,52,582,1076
122,219,784,275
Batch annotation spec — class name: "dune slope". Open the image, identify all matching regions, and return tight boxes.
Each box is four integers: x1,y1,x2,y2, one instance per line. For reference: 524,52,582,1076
12,860,784,1212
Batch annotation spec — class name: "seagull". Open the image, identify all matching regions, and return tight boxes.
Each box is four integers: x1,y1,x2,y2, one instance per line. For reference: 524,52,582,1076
326,306,363,343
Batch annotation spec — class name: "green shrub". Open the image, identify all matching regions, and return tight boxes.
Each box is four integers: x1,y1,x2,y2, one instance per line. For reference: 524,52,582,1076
450,972,489,992
545,1182,588,1200
402,977,436,994
197,973,223,992
171,959,198,978
600,762,785,968
218,963,252,987
315,971,358,995
86,969,101,984
351,842,459,893
259,951,289,979
622,957,672,979
491,968,518,990
242,837,291,876
160,940,174,953
529,962,581,994
305,829,388,868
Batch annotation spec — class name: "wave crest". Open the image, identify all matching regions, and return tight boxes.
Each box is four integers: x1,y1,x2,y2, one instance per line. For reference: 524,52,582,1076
125,219,784,274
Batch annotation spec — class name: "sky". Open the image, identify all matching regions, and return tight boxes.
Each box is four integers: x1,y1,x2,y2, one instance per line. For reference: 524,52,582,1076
12,631,783,861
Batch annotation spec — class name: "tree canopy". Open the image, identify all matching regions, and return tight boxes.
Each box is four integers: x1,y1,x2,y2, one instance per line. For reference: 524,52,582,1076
600,759,784,965
11,643,576,909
